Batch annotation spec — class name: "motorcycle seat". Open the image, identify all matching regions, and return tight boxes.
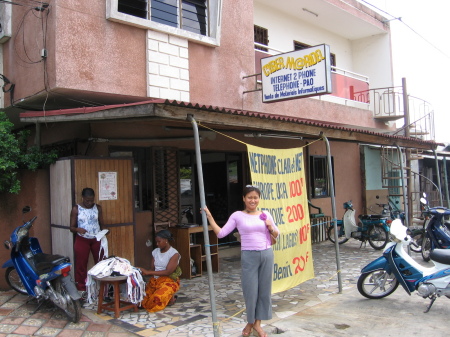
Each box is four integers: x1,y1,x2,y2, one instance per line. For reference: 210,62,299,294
34,253,70,273
430,249,450,265
359,214,387,220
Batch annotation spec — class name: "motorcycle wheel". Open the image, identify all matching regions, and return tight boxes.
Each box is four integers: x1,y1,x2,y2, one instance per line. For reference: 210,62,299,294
54,279,81,323
357,270,399,299
368,226,388,250
327,225,349,244
421,235,431,262
5,267,28,295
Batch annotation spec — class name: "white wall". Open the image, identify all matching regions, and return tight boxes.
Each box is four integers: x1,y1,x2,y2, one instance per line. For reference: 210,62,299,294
254,2,393,89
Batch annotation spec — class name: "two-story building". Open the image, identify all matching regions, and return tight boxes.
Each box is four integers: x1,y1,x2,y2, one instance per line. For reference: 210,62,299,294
0,0,439,286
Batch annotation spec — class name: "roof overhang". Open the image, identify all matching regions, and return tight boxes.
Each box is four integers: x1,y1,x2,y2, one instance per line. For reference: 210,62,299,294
20,99,441,150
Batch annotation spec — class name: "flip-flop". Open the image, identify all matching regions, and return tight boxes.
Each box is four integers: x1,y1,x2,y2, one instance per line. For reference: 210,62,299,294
168,295,178,306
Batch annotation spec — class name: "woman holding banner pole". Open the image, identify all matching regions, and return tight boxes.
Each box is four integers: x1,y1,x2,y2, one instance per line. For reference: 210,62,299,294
203,185,279,337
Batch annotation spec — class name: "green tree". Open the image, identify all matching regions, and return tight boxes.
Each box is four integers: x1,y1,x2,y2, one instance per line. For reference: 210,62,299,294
0,112,58,194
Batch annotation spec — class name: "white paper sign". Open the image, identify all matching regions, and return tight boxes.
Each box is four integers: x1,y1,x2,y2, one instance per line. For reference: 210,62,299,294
98,172,118,200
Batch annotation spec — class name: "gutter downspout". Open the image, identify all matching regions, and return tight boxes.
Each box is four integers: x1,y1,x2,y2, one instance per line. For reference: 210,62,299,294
395,144,408,227
443,157,449,208
322,135,342,293
188,115,219,337
433,150,443,205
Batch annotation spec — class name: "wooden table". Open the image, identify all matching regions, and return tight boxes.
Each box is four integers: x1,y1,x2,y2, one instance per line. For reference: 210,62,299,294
169,225,219,279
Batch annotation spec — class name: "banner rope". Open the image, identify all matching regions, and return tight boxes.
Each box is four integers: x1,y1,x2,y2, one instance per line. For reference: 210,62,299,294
197,122,324,148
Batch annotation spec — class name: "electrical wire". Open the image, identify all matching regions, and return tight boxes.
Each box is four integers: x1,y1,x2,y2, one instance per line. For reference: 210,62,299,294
0,0,49,9
360,0,450,59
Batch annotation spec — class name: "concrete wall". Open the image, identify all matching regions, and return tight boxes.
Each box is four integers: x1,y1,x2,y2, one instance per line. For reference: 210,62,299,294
0,170,51,290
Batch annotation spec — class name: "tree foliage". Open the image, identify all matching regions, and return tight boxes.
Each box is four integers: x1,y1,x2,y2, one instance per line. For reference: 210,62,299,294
0,112,58,194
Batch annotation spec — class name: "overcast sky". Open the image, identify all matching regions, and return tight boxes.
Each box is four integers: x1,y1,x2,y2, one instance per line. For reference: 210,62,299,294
363,0,450,145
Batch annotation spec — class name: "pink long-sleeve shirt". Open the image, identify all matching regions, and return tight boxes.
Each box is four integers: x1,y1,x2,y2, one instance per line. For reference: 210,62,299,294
217,211,279,250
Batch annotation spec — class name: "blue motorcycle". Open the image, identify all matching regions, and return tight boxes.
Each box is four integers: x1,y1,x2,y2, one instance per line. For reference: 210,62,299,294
328,201,390,250
420,200,450,262
3,207,81,322
358,219,450,313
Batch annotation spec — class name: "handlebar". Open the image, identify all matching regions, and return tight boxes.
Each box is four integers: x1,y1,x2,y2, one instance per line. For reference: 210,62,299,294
25,216,37,229
410,239,419,248
14,216,37,252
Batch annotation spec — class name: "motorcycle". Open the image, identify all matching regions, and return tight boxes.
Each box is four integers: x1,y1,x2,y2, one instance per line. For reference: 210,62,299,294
358,218,450,313
328,200,390,250
2,207,82,322
420,197,450,262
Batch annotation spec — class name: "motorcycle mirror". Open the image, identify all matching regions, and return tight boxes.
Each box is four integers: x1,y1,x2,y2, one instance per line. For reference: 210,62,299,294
22,206,31,214
420,197,427,205
422,192,427,198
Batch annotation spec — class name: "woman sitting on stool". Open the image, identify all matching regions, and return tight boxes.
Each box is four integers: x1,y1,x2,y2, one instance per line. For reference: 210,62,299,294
138,230,181,312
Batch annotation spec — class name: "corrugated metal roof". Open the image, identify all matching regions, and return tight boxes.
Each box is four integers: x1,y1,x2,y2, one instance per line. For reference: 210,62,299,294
20,98,440,147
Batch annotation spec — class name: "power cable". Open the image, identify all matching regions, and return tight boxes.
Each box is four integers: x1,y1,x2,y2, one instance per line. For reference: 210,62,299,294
360,0,450,59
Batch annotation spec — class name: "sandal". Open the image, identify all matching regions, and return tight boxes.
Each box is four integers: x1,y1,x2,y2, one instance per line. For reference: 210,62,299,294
168,295,178,306
242,324,253,336
253,327,268,337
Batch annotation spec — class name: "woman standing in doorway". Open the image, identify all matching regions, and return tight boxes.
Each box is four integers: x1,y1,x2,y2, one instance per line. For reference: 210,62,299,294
70,187,104,294
203,185,279,337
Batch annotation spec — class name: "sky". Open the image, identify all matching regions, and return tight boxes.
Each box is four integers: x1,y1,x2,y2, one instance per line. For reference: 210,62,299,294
362,0,450,145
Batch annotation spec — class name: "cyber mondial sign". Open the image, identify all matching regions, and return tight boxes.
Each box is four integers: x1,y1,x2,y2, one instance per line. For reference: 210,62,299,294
261,44,332,103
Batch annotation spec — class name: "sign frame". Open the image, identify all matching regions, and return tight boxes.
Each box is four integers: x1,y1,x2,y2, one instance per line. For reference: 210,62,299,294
260,44,332,103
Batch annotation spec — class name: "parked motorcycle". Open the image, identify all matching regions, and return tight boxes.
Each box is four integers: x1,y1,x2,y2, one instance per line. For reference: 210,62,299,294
2,207,81,322
420,197,450,262
328,200,389,250
358,218,450,313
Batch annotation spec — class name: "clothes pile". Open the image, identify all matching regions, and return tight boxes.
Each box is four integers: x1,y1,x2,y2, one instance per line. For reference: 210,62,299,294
85,256,145,305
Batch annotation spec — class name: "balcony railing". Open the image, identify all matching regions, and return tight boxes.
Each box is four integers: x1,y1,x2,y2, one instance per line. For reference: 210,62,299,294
353,86,435,141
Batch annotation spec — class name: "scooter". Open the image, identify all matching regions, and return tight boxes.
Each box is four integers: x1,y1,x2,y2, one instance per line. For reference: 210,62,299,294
358,219,450,313
328,200,390,250
420,196,450,262
2,207,82,322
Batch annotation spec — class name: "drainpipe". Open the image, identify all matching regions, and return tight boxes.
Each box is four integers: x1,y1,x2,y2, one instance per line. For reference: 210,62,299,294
188,115,219,337
322,135,342,293
444,157,450,208
395,144,408,227
433,150,443,205
35,123,41,147
402,78,413,227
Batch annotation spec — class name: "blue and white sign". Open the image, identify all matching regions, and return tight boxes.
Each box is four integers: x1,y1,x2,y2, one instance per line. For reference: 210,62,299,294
261,44,332,103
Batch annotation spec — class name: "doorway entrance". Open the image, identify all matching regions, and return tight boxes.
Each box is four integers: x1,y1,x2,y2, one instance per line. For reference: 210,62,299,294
179,151,244,244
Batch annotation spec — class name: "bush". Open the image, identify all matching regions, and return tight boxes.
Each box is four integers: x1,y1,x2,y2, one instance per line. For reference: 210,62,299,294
0,112,58,194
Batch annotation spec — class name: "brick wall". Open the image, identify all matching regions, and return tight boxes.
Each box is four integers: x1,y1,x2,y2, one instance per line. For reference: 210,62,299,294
146,30,190,101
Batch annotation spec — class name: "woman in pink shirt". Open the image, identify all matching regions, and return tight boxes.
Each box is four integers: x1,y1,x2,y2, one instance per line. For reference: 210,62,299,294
203,185,279,337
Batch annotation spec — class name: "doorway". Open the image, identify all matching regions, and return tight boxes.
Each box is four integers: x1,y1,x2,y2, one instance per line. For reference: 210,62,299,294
179,151,244,244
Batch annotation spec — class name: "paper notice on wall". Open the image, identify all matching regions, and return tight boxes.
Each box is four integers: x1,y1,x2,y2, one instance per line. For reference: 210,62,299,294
98,172,118,200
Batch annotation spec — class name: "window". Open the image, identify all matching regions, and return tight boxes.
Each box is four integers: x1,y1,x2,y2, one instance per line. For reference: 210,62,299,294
294,41,336,67
310,156,334,198
117,0,208,36
118,0,147,19
254,25,268,52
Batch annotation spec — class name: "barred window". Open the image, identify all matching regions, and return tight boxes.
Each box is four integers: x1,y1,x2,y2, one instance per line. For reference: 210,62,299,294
294,40,336,67
254,25,268,52
118,0,208,36
310,156,334,198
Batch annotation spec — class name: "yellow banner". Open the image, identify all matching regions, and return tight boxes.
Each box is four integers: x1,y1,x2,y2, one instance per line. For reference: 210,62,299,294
247,144,314,293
